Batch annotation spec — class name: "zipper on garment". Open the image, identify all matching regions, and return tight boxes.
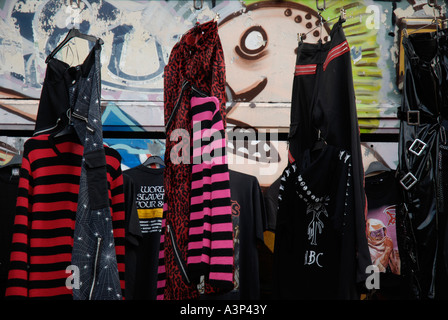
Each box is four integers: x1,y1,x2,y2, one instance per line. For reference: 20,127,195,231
167,224,191,284
72,111,89,123
89,237,102,300
72,112,95,134
191,85,208,97
166,81,190,131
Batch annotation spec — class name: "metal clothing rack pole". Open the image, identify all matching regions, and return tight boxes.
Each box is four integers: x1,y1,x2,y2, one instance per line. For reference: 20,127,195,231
404,18,448,37
403,0,447,36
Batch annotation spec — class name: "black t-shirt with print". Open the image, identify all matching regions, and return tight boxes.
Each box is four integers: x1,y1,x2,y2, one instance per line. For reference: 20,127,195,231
229,170,266,300
365,170,409,299
203,170,266,300
124,165,164,300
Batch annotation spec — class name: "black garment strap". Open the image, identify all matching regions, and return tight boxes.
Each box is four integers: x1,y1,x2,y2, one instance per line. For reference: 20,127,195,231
402,36,421,66
397,109,437,124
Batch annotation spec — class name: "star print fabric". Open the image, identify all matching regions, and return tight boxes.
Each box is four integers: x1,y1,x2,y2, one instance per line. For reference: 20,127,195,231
70,42,122,300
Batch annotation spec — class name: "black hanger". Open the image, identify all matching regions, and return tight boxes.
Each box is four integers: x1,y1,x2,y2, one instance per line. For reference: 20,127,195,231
54,123,75,138
45,28,104,63
143,155,165,167
54,109,75,138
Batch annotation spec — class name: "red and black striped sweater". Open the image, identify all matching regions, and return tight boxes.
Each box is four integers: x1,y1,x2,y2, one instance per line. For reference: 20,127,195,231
5,133,125,299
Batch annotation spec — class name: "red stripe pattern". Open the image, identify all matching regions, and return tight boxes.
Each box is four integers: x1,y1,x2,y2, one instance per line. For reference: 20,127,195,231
187,96,234,288
295,41,350,75
5,134,126,299
323,40,350,71
294,64,317,76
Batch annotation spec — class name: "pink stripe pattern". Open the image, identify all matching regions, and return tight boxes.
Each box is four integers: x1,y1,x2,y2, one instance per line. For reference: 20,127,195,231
187,95,234,288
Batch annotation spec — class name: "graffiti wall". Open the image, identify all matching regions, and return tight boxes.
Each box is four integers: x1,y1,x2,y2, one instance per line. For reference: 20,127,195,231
0,0,447,186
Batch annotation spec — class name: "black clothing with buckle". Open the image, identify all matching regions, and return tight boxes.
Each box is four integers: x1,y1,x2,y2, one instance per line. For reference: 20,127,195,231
397,30,448,299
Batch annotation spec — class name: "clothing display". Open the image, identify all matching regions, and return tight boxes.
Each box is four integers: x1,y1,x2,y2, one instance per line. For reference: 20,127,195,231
397,28,448,299
5,30,125,300
274,18,371,300
123,165,164,300
158,19,229,300
5,134,125,299
4,6,448,304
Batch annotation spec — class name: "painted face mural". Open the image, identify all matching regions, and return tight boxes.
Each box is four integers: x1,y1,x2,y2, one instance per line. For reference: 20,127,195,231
218,0,392,135
219,1,331,126
1,0,431,183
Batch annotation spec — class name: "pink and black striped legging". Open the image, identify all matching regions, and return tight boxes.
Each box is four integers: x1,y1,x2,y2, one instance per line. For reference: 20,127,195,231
187,95,234,289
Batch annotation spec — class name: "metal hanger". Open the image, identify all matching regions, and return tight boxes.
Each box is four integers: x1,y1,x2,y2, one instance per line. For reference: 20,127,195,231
403,20,436,38
403,0,446,37
316,0,326,11
193,0,203,10
311,129,327,153
427,0,438,9
54,109,75,138
317,0,326,43
45,28,103,63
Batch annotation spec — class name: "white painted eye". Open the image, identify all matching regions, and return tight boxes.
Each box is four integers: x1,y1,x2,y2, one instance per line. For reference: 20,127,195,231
244,30,265,51
236,26,268,60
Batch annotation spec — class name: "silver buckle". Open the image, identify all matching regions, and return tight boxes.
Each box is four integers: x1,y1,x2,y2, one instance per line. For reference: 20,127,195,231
400,172,418,190
407,111,420,126
409,139,427,156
